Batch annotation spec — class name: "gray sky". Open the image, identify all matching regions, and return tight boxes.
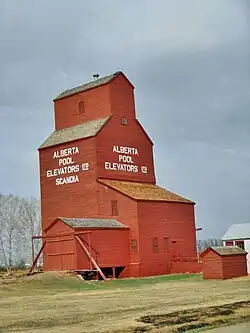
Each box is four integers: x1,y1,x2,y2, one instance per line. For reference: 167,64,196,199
1,0,250,239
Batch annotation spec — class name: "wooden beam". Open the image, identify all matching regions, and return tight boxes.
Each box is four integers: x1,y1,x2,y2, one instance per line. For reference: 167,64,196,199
32,231,91,240
28,241,46,276
31,237,35,263
46,237,74,243
87,233,92,270
75,235,107,282
112,267,116,279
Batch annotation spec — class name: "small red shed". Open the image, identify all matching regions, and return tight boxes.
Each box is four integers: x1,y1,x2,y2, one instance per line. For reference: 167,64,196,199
43,218,129,279
200,246,248,280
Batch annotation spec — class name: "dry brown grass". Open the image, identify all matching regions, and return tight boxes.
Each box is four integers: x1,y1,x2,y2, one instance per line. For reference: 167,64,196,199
0,272,249,333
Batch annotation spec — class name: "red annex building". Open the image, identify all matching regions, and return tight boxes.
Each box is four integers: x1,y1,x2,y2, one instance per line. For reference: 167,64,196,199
38,71,200,279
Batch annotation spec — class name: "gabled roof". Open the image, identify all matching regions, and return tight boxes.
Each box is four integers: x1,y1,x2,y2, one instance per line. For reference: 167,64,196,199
98,179,194,203
222,223,250,240
200,246,247,257
53,71,133,101
58,218,128,229
39,115,110,149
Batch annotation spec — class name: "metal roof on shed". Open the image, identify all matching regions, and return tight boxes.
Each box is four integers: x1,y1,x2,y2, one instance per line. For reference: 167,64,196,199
201,246,247,257
39,115,110,149
58,217,128,229
54,72,120,101
222,223,250,240
99,179,194,203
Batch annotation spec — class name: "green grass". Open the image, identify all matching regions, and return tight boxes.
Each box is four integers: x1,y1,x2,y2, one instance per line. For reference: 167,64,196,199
0,272,201,296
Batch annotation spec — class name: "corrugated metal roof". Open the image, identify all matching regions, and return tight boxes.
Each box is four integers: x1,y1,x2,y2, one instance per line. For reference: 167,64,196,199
59,217,127,229
211,246,247,256
222,223,250,240
54,72,120,101
39,115,110,149
99,179,194,203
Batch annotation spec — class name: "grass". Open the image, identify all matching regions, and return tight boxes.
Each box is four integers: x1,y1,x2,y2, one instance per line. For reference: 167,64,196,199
0,271,200,295
0,271,250,333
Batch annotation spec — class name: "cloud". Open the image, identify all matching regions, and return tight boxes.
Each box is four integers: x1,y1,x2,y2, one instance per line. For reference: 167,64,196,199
1,0,249,237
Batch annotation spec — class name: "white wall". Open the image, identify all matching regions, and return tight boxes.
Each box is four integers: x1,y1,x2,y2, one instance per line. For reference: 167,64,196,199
223,240,250,273
245,240,250,273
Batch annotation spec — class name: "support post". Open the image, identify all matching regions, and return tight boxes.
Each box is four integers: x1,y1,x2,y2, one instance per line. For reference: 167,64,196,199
87,233,92,270
75,235,107,282
112,267,116,279
31,237,35,263
28,241,46,276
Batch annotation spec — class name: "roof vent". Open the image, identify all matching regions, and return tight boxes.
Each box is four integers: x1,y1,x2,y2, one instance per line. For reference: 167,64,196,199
93,73,100,80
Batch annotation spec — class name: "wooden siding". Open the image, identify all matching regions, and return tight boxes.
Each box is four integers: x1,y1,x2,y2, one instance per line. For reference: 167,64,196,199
137,201,198,277
43,219,77,271
96,116,156,184
202,249,248,280
202,251,223,279
54,83,111,130
39,137,98,230
76,228,129,269
222,255,248,279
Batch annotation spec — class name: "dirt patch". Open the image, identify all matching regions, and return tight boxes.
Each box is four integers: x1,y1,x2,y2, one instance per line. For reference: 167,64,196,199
136,301,250,332
0,270,78,285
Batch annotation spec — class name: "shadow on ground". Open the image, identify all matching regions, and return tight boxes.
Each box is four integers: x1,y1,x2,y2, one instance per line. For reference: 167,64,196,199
114,301,250,333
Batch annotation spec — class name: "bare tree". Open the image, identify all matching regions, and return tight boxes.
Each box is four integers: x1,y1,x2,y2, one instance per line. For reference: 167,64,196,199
0,194,41,268
18,197,41,264
0,194,8,267
197,238,223,253
0,194,22,268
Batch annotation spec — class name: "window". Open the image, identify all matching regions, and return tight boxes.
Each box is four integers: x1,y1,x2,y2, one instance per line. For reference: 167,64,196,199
235,240,245,250
121,117,127,125
131,240,138,252
163,237,169,251
225,241,233,246
152,237,159,253
111,200,118,216
79,101,85,114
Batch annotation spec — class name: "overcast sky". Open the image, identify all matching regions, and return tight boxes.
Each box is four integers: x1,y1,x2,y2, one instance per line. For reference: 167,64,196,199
1,0,250,239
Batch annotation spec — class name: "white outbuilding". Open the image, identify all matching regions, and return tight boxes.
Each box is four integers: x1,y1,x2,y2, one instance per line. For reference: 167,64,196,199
222,222,250,273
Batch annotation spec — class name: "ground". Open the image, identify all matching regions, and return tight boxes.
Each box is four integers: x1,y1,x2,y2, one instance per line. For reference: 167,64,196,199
0,271,250,333
203,323,250,333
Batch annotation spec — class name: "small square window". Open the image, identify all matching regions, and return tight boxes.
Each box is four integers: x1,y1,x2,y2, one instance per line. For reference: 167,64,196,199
152,237,159,253
79,101,85,114
131,240,138,252
225,241,233,246
121,117,127,125
235,240,245,250
111,200,118,216
163,237,169,251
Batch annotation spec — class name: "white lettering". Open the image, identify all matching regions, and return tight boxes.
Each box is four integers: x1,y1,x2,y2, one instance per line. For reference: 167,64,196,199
104,162,138,173
106,145,143,174
82,163,89,171
56,175,80,186
112,145,139,155
118,155,134,163
58,157,75,166
48,146,88,185
53,146,80,159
